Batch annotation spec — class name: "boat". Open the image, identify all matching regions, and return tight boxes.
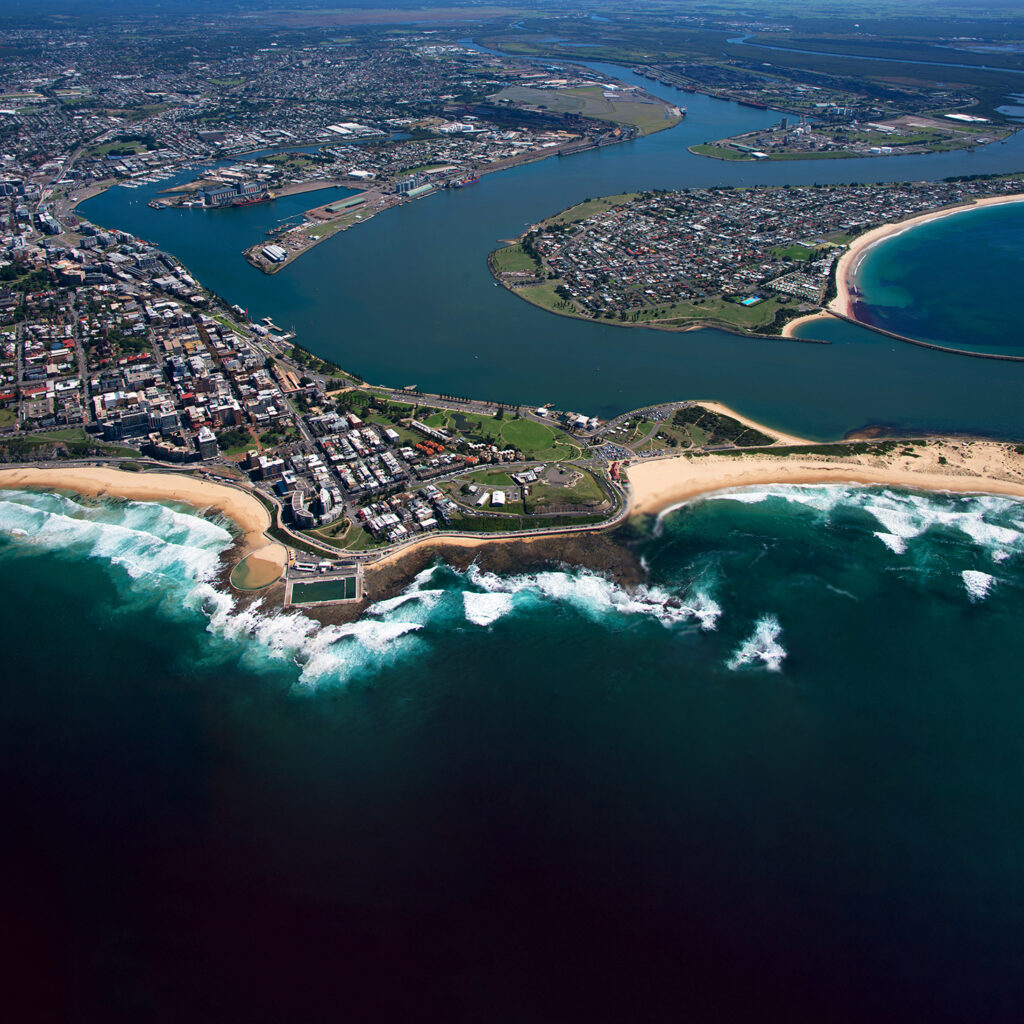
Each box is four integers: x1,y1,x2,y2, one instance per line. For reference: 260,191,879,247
232,192,274,207
452,175,480,188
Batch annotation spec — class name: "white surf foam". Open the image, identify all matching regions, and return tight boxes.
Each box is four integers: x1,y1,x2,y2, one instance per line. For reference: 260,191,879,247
365,588,443,617
193,582,426,686
961,570,996,602
694,483,1024,563
0,492,229,583
873,531,907,554
463,590,514,627
702,483,848,514
728,615,787,672
465,564,721,631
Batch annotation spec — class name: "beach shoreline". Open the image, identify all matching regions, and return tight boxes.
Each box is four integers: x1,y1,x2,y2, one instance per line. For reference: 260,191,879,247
693,400,812,445
626,439,1024,517
829,192,1024,320
0,466,286,580
780,309,838,339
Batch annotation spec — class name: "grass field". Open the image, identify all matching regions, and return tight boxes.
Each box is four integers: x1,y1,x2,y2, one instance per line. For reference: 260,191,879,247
490,243,541,274
689,143,751,161
515,279,573,315
526,468,606,508
648,295,788,330
771,243,816,261
415,408,581,460
542,193,639,227
509,278,791,333
0,427,140,458
460,469,518,488
497,418,553,451
83,139,148,159
494,85,682,136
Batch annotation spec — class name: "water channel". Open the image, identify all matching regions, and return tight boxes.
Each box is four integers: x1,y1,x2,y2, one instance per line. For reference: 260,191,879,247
81,58,1024,440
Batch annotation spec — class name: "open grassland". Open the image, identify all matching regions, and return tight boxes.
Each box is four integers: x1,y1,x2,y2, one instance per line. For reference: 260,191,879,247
494,85,681,135
542,193,639,227
0,428,140,459
508,277,793,334
419,408,581,460
689,144,752,161
490,243,541,274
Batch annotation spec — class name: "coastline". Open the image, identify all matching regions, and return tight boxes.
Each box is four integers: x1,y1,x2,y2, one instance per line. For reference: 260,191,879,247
694,400,812,445
0,466,286,580
626,439,1024,517
781,309,838,339
829,192,1024,319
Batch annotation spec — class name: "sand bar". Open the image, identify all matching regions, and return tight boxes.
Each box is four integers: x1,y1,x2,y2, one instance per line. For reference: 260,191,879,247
0,466,282,564
693,400,811,445
627,439,1024,517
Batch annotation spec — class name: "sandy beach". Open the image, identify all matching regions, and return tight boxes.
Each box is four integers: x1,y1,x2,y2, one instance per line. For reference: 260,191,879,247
694,400,811,445
0,466,286,576
627,439,1024,517
829,192,1024,319
780,309,839,339
781,192,1024,340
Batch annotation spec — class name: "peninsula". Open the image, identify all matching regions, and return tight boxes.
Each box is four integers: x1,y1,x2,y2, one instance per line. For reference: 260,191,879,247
490,176,1024,343
5,402,1024,617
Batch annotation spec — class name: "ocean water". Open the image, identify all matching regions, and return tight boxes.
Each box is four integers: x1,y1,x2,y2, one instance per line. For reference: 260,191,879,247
4,484,1024,1021
852,200,1024,357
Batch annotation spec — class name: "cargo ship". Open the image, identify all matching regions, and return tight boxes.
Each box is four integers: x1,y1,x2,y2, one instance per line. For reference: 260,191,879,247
233,192,275,207
452,175,480,188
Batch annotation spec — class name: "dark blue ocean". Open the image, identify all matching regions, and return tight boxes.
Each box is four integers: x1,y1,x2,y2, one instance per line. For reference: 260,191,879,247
8,51,1024,1022
4,485,1024,1021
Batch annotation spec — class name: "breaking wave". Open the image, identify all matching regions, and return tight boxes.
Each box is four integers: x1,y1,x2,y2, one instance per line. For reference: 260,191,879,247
464,564,722,631
727,615,787,672
463,590,514,627
702,484,1024,562
0,490,723,687
1,480,1015,689
962,569,996,602
0,489,230,583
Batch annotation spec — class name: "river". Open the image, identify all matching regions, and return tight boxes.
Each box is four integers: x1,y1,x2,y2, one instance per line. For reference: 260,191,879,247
80,58,1024,440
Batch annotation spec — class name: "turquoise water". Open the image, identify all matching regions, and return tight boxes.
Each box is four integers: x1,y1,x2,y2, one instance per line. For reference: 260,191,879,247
4,486,1024,1019
851,201,1024,356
